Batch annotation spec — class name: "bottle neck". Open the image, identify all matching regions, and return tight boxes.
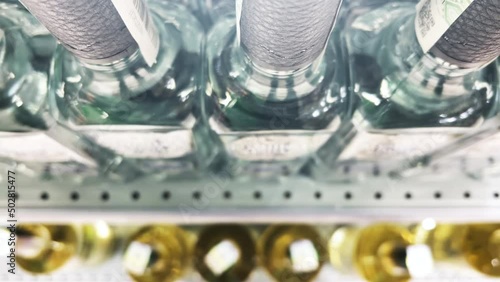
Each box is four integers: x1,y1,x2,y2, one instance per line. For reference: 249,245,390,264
398,17,480,78
230,39,328,101
80,47,143,72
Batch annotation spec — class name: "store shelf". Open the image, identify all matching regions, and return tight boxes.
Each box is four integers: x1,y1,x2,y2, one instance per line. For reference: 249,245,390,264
3,159,500,224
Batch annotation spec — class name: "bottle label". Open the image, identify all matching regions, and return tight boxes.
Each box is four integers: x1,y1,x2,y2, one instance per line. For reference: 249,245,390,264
111,0,160,66
84,130,193,159
338,131,457,162
415,0,474,53
225,134,331,161
0,133,83,163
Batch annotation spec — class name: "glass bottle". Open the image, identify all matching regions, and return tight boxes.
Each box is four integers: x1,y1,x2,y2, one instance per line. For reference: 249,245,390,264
205,0,347,177
329,224,434,282
258,225,327,282
317,0,500,179
13,222,116,274
193,224,257,282
0,4,99,180
21,0,207,179
123,225,192,282
414,222,500,277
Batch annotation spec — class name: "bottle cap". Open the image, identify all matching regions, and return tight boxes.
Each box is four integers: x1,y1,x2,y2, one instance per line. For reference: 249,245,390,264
20,0,138,63
432,0,500,68
240,0,343,71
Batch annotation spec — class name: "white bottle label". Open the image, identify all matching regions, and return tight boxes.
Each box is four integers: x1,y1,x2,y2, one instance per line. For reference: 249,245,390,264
338,131,456,162
415,0,474,53
111,0,160,67
226,134,331,161
0,133,83,163
84,130,193,159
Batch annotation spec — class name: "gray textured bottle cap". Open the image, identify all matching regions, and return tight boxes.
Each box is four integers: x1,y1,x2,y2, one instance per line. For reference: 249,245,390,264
240,0,343,71
432,0,500,68
20,0,138,63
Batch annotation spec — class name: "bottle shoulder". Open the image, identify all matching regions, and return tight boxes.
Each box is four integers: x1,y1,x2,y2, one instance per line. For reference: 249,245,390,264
49,3,204,126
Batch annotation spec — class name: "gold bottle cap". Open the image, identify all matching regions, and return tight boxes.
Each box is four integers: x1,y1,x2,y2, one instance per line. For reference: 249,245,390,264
16,224,78,274
355,224,434,282
194,224,256,282
79,221,117,265
123,225,191,282
258,225,326,282
463,224,500,277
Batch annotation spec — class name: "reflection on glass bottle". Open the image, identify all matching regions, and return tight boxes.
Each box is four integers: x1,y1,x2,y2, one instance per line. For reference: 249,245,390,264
416,223,500,277
13,222,116,274
123,225,192,282
258,225,326,282
206,0,347,177
0,4,89,179
194,224,256,282
21,0,206,180
330,224,434,282
327,0,500,176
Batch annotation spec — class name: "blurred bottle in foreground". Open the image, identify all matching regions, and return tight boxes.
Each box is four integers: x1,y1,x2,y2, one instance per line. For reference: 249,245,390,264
329,224,434,282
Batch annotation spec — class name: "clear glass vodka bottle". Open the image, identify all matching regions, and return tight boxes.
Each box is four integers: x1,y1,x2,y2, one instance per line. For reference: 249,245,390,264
206,0,347,177
314,0,500,180
0,4,96,179
22,0,206,179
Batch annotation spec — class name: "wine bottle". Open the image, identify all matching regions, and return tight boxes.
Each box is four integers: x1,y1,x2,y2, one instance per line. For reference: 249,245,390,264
123,225,192,282
194,224,256,282
322,0,500,178
329,224,434,282
258,225,327,282
21,0,207,179
205,0,347,177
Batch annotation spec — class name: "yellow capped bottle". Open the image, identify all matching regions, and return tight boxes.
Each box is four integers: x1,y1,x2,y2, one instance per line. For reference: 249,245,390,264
463,224,500,277
415,223,500,277
329,224,434,282
194,224,257,282
14,222,116,274
123,225,192,282
258,225,327,282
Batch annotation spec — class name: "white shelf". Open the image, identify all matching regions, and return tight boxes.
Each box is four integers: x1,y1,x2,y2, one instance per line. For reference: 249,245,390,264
3,161,499,223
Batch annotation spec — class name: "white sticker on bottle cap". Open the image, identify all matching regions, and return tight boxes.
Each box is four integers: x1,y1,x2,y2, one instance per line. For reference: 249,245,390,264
406,244,434,278
204,240,241,275
290,239,320,273
415,0,474,53
123,241,153,276
111,0,160,67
